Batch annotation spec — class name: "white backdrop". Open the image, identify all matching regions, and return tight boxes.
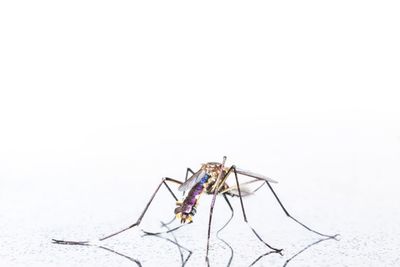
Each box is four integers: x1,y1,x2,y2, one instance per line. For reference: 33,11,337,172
1,1,400,266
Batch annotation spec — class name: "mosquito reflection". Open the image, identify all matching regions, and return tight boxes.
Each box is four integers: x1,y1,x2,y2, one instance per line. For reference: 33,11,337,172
142,193,339,267
97,245,142,266
52,221,192,267
151,221,193,267
100,226,192,267
52,241,142,266
62,228,338,267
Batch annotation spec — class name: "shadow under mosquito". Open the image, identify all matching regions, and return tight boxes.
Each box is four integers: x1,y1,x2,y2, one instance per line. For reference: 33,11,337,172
248,234,340,267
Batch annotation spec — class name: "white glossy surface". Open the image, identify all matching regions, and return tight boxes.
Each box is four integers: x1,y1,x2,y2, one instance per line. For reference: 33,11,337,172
1,123,400,266
1,1,399,266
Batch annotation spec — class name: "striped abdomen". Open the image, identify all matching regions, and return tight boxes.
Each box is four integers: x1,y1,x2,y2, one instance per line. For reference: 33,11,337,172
175,175,209,223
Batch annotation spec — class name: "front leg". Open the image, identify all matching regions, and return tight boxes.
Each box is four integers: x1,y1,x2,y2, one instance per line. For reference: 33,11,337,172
142,166,195,231
52,177,182,245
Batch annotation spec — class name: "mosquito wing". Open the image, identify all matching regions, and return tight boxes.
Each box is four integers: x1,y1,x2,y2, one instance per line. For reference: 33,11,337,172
223,179,266,197
235,167,278,183
178,169,207,191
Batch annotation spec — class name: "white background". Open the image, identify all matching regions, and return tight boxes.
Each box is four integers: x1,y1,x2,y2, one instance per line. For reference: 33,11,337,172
1,1,400,266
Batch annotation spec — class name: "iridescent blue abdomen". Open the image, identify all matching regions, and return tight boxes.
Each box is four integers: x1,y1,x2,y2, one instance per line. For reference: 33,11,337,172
175,174,210,222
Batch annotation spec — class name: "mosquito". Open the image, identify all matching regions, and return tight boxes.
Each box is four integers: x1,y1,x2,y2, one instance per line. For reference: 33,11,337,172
52,156,337,261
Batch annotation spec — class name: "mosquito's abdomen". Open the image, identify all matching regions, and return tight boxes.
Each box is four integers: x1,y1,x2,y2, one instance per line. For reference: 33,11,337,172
175,174,210,223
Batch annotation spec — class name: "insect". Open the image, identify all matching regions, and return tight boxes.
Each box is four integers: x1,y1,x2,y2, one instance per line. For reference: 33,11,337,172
53,156,336,261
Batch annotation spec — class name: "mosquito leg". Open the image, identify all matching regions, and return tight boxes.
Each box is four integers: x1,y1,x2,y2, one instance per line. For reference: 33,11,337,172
185,168,195,180
230,166,283,253
162,177,182,201
52,177,182,245
97,178,182,241
205,188,218,260
218,194,234,235
205,156,228,262
264,181,337,238
217,194,234,267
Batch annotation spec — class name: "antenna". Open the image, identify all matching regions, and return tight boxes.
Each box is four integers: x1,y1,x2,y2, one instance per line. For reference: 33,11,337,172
221,156,227,166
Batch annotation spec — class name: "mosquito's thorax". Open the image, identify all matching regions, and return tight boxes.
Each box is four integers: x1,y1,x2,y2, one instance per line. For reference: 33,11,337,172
202,162,230,192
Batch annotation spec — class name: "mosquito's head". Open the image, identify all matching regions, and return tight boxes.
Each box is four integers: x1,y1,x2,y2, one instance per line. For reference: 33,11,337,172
202,162,224,177
204,156,226,168
203,162,221,168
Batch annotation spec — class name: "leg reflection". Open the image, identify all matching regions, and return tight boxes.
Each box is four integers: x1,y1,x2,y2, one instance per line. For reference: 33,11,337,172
52,241,142,266
248,251,278,267
140,220,192,266
97,246,142,266
248,235,339,267
98,225,192,267
282,235,339,267
158,221,193,267
214,194,235,267
141,221,188,236
52,221,193,267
